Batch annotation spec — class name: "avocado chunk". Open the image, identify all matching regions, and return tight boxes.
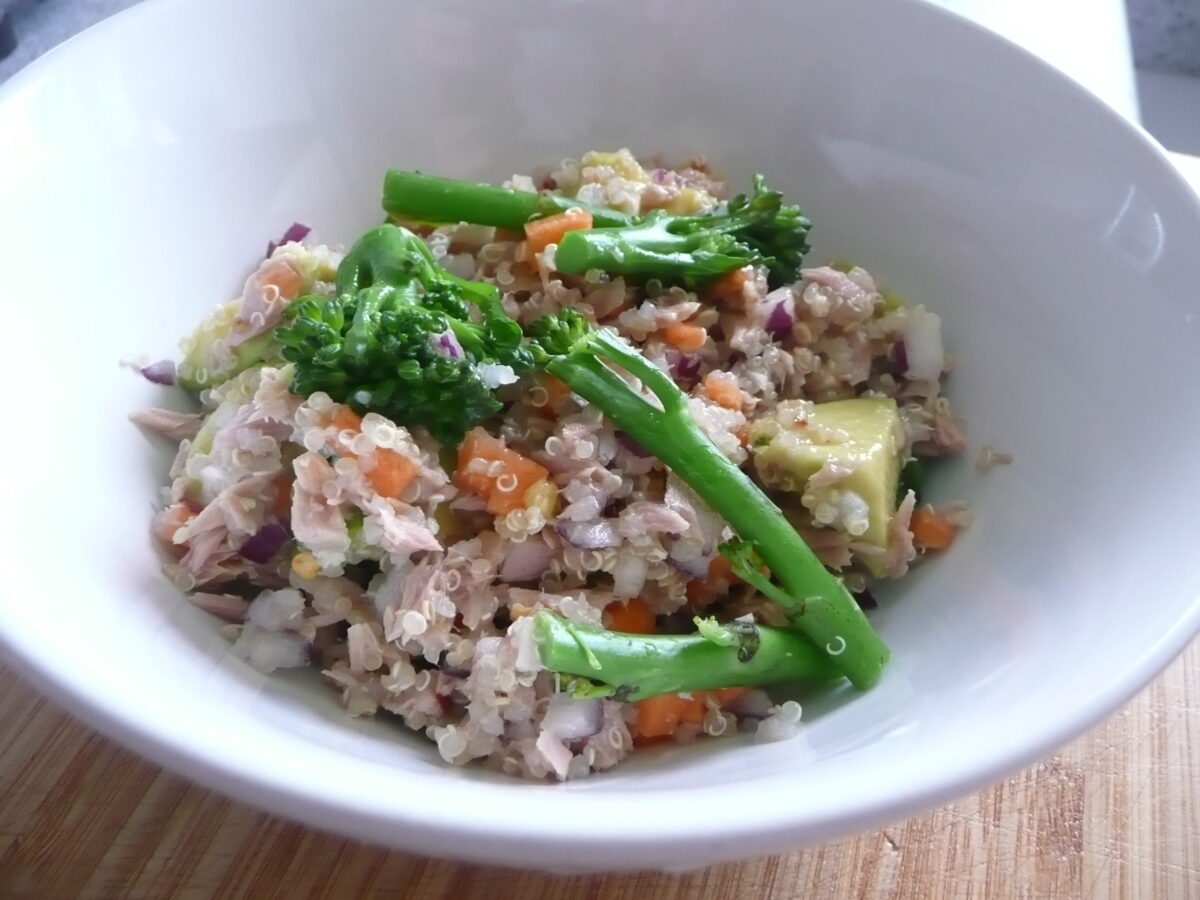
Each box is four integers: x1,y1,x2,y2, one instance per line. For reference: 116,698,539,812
177,298,282,391
749,397,904,548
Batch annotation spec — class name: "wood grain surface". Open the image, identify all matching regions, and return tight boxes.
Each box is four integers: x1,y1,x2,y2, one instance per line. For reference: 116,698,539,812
1,639,1197,900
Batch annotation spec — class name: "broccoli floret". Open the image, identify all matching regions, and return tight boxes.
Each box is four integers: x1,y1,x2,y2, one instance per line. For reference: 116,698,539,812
383,169,810,287
274,225,532,445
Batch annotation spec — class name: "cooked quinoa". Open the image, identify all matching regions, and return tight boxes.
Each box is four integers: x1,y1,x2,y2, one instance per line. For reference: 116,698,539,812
134,149,967,780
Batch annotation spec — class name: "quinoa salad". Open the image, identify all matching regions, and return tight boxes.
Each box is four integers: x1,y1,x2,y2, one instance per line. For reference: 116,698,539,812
131,149,973,780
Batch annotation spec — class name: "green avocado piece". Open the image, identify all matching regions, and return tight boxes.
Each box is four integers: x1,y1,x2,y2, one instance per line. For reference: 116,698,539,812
176,299,283,391
749,397,904,549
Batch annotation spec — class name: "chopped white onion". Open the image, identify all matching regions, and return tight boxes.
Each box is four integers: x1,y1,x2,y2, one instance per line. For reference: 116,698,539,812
535,730,573,779
231,625,309,673
246,588,306,632
903,305,945,382
478,363,519,388
611,553,649,599
542,695,604,741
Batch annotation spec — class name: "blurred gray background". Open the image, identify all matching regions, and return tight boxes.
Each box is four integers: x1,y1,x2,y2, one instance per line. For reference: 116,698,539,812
1129,0,1200,74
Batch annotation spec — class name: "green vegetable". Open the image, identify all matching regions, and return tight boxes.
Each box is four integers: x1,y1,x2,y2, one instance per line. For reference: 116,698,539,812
177,299,283,391
278,223,889,686
749,397,905,550
274,225,533,445
527,309,889,688
382,170,811,287
900,458,927,504
533,611,840,700
382,170,633,230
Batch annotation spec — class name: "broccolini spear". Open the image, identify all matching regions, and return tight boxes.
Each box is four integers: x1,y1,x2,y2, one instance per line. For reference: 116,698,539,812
276,224,889,687
526,310,888,688
533,611,841,701
381,170,633,230
383,170,811,286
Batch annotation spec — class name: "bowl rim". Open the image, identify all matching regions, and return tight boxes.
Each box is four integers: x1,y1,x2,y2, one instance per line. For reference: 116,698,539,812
2,0,1200,871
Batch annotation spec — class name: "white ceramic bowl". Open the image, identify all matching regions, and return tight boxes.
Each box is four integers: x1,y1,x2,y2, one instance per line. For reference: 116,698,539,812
2,0,1199,872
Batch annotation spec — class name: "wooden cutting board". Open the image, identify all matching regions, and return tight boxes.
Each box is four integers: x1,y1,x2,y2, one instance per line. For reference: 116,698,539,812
1,639,1197,899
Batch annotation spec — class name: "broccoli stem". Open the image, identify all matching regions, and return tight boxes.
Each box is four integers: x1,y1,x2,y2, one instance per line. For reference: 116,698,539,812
382,170,632,230
553,217,752,281
543,330,890,689
533,611,840,699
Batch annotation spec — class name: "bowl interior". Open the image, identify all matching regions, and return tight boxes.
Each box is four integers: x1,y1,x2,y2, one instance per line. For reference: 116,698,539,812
2,0,1199,871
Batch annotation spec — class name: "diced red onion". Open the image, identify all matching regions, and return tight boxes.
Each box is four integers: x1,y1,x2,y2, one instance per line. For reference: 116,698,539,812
667,548,712,579
556,519,621,549
265,221,311,258
498,537,557,583
615,431,651,458
542,695,604,740
239,521,290,563
672,353,702,380
765,300,795,340
893,340,908,372
431,330,464,360
140,359,176,385
665,475,725,548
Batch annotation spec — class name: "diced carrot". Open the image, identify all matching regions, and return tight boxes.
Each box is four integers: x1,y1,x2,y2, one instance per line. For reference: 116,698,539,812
631,686,749,740
604,598,657,634
633,693,691,740
326,406,418,499
707,554,736,584
685,554,739,607
262,261,304,300
704,371,743,410
330,406,363,436
678,693,708,725
705,266,750,302
523,208,594,255
455,429,500,496
910,506,958,551
735,423,750,446
540,374,572,410
365,449,418,499
271,472,293,520
659,321,707,351
455,427,550,515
